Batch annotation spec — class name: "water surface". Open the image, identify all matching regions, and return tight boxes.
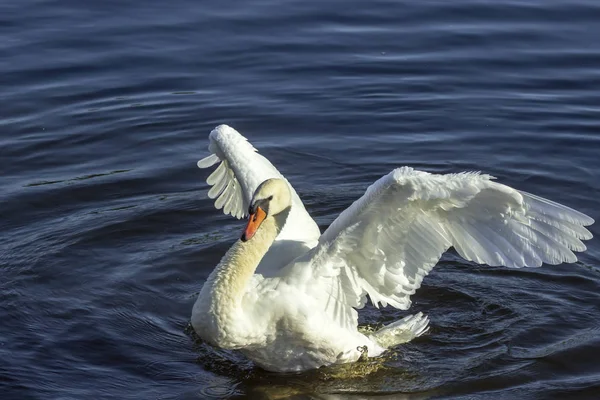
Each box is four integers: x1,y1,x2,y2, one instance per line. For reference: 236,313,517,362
2,1,600,398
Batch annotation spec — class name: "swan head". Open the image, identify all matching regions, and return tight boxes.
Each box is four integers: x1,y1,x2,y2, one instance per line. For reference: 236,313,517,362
241,178,291,242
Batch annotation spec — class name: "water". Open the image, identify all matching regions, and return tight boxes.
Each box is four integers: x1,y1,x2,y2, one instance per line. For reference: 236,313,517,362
2,0,600,398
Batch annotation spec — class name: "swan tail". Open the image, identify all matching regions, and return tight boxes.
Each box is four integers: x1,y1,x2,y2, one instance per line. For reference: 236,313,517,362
369,312,429,348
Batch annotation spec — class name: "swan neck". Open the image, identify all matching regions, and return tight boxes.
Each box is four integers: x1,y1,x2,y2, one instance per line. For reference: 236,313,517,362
207,215,282,314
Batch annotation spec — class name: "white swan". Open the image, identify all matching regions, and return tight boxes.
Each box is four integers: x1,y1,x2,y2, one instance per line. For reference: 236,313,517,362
192,124,594,372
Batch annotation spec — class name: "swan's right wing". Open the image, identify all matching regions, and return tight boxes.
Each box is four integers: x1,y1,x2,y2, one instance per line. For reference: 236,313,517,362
198,125,279,219
287,167,593,317
198,125,320,243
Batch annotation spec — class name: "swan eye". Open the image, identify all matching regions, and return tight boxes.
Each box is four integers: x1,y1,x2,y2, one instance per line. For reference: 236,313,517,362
267,195,273,201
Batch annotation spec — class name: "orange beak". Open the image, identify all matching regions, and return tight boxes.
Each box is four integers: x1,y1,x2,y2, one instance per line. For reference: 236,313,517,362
241,206,267,242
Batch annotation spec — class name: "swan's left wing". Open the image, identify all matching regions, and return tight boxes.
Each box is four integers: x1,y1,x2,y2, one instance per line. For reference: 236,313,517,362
295,167,593,312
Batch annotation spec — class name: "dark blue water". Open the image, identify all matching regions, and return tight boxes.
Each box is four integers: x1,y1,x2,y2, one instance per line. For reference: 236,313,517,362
2,1,600,398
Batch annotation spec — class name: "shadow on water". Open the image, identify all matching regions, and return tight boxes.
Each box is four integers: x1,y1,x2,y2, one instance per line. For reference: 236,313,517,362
186,324,441,400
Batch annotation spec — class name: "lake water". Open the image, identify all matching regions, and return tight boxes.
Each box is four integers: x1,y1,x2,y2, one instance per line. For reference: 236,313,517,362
2,1,600,398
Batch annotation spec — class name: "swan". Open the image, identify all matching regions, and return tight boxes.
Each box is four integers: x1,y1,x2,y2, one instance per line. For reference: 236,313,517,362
192,124,594,372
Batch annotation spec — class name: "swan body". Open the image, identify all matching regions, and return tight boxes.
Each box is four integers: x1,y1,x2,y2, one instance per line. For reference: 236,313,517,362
192,125,594,372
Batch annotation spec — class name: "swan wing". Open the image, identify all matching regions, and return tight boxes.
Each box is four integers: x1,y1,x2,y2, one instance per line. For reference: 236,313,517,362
295,167,593,312
198,124,279,219
198,125,320,243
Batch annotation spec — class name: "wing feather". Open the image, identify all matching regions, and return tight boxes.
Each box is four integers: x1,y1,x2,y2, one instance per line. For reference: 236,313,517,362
198,124,320,244
197,153,219,168
300,166,593,314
